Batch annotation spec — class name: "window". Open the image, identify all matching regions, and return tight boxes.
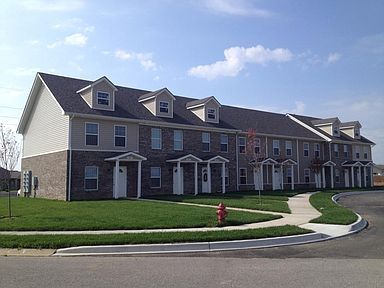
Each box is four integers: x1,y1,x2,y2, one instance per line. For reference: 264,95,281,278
114,125,126,147
207,108,216,120
273,140,280,156
202,132,210,152
255,138,261,154
159,101,169,113
239,168,247,185
173,130,183,151
335,169,340,183
97,91,110,105
239,137,246,154
286,167,292,184
150,167,161,188
221,167,229,186
304,169,310,183
334,144,339,158
285,141,292,157
220,134,228,152
314,143,320,158
85,123,98,146
355,146,360,159
343,145,349,158
363,146,368,159
303,143,309,157
84,166,98,190
151,128,162,150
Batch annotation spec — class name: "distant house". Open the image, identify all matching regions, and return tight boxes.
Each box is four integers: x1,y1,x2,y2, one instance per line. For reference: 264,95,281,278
373,165,384,176
17,73,376,201
0,167,21,191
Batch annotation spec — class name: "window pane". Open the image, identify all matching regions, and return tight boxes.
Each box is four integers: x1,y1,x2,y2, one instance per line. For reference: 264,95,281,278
86,123,98,134
115,137,125,147
159,101,169,113
85,179,97,190
151,167,161,177
97,92,109,105
202,132,210,142
85,167,97,178
115,126,126,136
86,135,98,146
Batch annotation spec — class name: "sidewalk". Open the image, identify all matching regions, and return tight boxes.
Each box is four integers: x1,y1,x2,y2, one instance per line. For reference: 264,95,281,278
0,191,370,256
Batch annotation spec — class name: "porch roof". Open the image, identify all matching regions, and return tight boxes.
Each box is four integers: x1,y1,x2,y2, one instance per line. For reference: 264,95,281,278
166,154,202,163
342,160,364,167
323,160,336,166
105,151,147,162
202,155,230,164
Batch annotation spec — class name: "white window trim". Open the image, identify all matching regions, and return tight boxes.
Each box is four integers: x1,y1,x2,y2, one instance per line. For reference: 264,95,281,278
84,166,98,191
239,136,246,154
174,130,183,151
286,141,292,156
303,142,309,157
85,122,99,146
114,125,127,148
222,167,229,186
150,167,161,188
159,101,170,114
151,128,162,150
255,138,261,154
239,168,247,185
314,143,320,157
207,108,216,120
220,134,228,153
273,140,280,156
202,132,210,152
334,143,339,157
97,91,110,106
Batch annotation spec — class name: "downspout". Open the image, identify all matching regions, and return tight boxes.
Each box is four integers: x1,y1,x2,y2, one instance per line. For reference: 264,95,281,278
236,132,239,191
67,114,74,201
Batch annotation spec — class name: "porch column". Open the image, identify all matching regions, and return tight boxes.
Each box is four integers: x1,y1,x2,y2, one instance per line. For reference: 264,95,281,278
358,166,362,188
370,167,374,187
291,166,294,191
260,165,264,191
194,162,198,195
351,167,355,187
114,160,120,199
207,162,211,193
280,165,284,190
330,165,334,189
322,167,326,189
272,164,275,190
363,166,367,187
177,161,181,195
222,163,226,194
137,160,142,198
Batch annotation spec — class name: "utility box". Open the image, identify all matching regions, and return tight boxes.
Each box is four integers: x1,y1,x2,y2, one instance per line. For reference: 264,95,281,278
23,170,32,195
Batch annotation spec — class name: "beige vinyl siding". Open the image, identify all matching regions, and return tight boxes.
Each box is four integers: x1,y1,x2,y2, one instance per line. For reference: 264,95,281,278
142,99,156,115
204,100,220,123
71,118,139,151
155,91,173,118
23,85,69,157
190,106,205,121
317,125,332,136
92,81,115,111
80,87,92,107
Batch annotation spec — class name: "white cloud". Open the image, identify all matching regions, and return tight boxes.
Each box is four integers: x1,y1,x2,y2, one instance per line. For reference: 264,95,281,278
202,0,272,17
64,33,87,47
18,0,85,11
52,18,94,34
327,52,341,64
115,49,157,71
188,45,293,80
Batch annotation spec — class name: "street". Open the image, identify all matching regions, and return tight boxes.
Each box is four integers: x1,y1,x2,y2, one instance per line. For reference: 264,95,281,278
1,192,383,288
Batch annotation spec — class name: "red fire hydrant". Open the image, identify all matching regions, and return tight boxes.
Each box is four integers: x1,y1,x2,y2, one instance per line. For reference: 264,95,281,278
216,202,228,225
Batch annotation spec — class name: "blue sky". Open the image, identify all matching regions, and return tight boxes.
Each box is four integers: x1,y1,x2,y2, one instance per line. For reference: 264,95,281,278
0,0,383,167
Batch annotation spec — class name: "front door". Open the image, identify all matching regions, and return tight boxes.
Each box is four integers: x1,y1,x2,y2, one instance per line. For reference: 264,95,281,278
202,167,209,193
344,169,350,188
113,166,127,198
173,166,184,195
273,168,281,190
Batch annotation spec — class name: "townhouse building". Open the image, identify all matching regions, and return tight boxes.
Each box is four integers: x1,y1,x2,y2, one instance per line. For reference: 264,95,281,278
17,73,375,200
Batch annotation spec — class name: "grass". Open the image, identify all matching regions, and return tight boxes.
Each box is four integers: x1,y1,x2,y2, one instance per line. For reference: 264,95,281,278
0,225,311,249
0,197,280,231
148,191,295,214
309,191,358,225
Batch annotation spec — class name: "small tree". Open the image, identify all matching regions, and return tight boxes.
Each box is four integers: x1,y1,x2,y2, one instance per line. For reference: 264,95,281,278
245,128,266,204
0,124,20,218
310,158,324,189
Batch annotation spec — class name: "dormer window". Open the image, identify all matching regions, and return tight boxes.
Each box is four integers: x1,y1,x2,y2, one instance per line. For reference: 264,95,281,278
159,101,169,113
207,108,216,120
97,91,110,106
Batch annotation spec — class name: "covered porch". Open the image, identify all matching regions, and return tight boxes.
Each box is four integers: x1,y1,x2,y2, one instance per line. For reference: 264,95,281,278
201,155,230,194
342,160,374,188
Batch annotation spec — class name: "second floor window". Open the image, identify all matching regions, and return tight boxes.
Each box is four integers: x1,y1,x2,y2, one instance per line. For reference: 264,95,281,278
207,108,216,120
159,101,169,113
174,130,183,151
85,123,98,146
273,140,280,156
97,91,110,106
344,145,349,158
239,137,246,154
239,168,247,185
202,132,210,152
363,146,368,159
114,125,126,147
314,143,320,158
334,144,339,158
355,146,360,159
220,134,228,152
286,141,292,157
303,143,309,157
151,128,162,150
255,138,261,154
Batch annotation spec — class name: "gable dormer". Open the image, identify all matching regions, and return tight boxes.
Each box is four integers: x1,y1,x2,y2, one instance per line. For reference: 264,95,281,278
186,96,221,123
340,121,362,139
77,76,117,111
138,88,175,118
311,117,341,137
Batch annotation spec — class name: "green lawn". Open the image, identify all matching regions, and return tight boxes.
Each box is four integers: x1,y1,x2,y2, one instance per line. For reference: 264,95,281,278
0,197,280,231
148,192,292,213
309,191,358,225
0,225,311,249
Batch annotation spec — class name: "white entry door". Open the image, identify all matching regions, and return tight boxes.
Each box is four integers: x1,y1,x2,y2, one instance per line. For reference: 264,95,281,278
344,169,350,188
113,166,127,198
202,167,209,193
173,166,184,195
273,168,282,190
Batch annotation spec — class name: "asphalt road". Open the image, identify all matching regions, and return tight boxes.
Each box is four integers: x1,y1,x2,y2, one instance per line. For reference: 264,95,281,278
1,192,383,288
